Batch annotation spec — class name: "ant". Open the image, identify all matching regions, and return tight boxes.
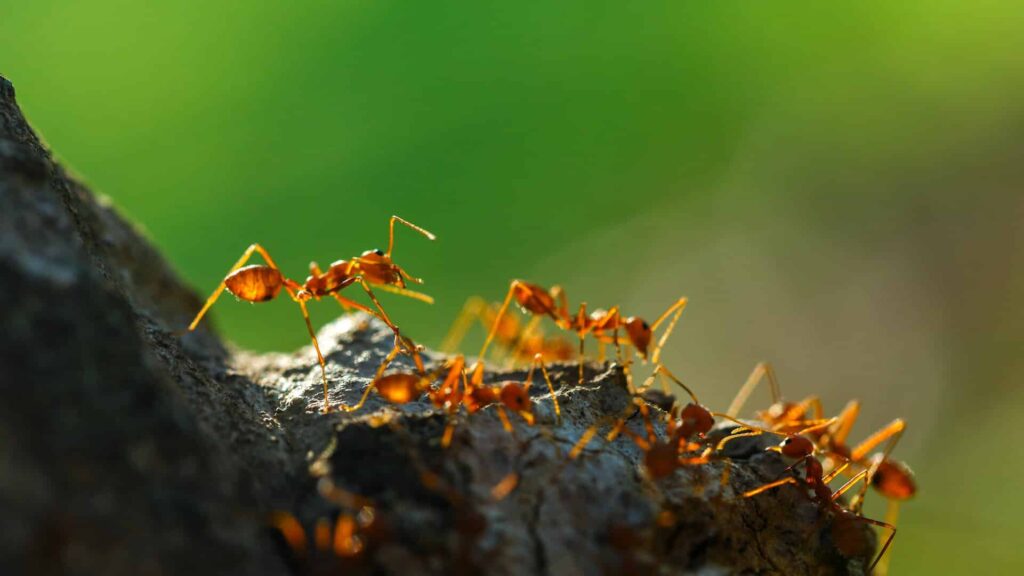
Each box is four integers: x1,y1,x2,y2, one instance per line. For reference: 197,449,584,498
269,489,382,574
441,296,576,364
819,414,916,576
569,364,718,480
186,216,435,412
740,427,897,574
725,362,832,434
345,346,562,448
478,280,688,384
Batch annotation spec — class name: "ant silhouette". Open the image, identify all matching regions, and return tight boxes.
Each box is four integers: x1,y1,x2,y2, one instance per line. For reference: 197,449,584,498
187,216,435,412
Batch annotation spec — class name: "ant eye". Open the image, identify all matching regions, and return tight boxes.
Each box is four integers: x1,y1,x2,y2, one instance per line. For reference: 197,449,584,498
781,438,792,446
374,248,384,256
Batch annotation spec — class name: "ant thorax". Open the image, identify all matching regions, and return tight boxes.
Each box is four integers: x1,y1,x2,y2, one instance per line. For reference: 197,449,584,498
353,250,402,286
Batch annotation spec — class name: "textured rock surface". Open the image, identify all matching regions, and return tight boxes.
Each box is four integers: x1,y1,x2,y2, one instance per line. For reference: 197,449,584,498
0,74,873,576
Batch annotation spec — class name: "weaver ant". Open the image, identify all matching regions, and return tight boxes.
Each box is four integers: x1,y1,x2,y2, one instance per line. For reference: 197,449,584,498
739,423,897,574
345,345,562,447
269,488,382,574
441,296,576,363
569,364,717,479
725,362,831,434
478,280,688,384
187,216,435,412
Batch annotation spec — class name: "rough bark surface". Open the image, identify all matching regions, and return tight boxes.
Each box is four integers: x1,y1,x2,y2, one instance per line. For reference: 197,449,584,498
0,75,874,576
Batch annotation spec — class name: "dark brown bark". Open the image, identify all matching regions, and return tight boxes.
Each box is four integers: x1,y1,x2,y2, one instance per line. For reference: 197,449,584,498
0,74,873,576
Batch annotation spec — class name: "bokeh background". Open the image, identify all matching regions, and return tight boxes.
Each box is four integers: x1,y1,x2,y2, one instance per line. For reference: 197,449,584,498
4,2,1022,573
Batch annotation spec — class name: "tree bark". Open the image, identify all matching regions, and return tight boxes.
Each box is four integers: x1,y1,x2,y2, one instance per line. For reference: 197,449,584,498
0,74,874,576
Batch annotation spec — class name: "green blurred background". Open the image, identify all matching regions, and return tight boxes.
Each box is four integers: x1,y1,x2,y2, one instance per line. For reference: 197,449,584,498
4,1,1022,572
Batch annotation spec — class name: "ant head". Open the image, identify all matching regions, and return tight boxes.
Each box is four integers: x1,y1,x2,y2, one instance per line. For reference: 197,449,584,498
624,317,652,358
870,457,917,500
361,248,388,260
679,403,714,436
774,435,815,460
513,281,557,315
500,381,532,414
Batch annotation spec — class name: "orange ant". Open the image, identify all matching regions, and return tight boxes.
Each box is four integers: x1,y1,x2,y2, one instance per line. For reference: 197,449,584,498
345,346,562,447
441,296,576,363
819,413,915,576
725,363,915,571
478,280,688,384
569,364,718,480
186,216,435,412
725,362,831,434
269,489,382,574
739,425,897,574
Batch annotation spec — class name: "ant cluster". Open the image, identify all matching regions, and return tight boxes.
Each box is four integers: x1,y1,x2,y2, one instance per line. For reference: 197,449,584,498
187,217,916,574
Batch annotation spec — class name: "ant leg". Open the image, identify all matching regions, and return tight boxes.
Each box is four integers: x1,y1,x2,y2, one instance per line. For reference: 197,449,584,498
441,297,489,353
851,419,906,462
527,354,562,425
575,302,588,385
742,477,798,498
860,516,897,574
337,343,403,413
373,282,435,304
353,277,403,336
650,297,688,364
830,469,869,504
480,281,526,359
332,293,378,316
822,460,853,484
568,405,638,459
726,362,780,418
386,215,436,258
314,517,332,552
490,472,519,501
509,315,543,361
551,284,570,322
269,512,308,559
715,429,765,453
830,400,861,446
655,363,701,405
333,514,363,557
635,399,658,445
295,299,332,413
494,404,515,434
873,500,901,576
189,243,282,331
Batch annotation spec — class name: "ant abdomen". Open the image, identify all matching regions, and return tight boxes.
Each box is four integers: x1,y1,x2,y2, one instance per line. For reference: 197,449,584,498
225,264,284,302
871,459,917,500
374,374,423,404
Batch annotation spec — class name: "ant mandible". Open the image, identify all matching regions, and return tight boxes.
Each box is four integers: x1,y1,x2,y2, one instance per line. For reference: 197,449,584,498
187,216,435,412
